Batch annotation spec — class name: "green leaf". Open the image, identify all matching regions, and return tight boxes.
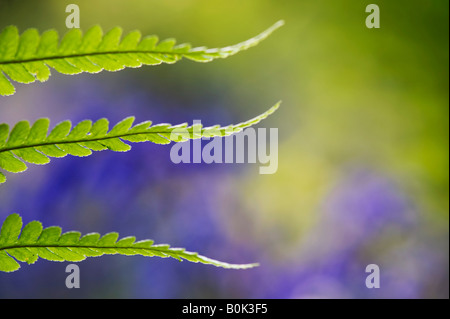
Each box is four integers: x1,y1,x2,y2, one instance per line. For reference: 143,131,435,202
0,213,22,245
0,102,280,183
0,21,284,96
0,213,259,272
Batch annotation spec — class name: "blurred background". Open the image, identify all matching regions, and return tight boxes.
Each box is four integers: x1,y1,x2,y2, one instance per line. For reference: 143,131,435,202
0,0,448,298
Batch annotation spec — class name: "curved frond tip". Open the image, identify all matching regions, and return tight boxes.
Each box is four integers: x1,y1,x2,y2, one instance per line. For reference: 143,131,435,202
0,21,284,96
0,213,259,272
0,102,280,184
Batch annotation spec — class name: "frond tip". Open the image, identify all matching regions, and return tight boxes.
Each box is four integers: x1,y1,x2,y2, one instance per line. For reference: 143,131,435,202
0,213,259,272
0,102,280,184
0,21,284,96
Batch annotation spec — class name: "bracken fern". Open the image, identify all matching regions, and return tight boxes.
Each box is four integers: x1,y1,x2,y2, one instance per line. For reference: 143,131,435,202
0,21,284,96
0,103,280,184
0,21,283,272
0,214,258,272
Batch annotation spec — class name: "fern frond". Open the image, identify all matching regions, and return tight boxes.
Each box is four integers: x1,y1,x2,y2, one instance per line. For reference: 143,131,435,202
0,213,258,272
0,102,280,183
0,21,284,96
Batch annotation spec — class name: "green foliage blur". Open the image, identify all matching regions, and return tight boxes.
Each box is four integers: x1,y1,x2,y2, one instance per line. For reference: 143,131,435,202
0,0,448,298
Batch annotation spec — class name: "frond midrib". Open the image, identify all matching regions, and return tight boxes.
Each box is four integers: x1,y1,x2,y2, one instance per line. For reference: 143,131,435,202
0,243,168,252
0,130,184,153
0,49,217,65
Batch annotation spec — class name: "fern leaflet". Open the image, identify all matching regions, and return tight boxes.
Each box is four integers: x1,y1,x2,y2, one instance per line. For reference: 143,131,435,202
0,102,280,183
0,21,284,96
0,213,258,272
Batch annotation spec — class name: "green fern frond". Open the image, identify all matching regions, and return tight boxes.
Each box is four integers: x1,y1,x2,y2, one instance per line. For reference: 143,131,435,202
0,213,258,272
0,102,280,183
0,21,284,96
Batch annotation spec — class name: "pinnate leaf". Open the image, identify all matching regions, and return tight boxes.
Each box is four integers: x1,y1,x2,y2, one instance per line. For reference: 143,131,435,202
0,21,284,96
0,213,259,272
